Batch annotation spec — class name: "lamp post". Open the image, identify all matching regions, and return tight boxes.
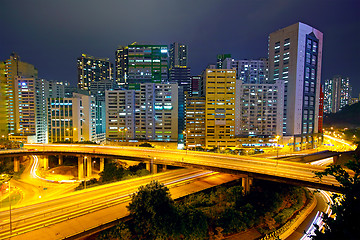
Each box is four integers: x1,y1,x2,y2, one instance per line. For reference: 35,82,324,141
83,156,87,189
8,176,13,236
183,130,190,154
275,135,280,159
124,128,128,142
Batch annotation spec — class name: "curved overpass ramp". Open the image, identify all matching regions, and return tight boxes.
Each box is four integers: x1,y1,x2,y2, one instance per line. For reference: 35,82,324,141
14,143,344,192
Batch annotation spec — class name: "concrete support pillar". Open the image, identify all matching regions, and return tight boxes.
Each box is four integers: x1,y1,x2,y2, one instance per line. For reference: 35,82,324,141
146,162,151,172
100,158,105,172
242,176,252,195
78,156,84,179
163,164,167,171
86,156,92,177
14,157,20,172
43,156,49,170
58,155,63,165
333,155,339,165
152,164,158,174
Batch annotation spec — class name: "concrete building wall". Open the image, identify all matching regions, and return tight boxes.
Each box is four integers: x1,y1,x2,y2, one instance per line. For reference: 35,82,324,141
268,22,323,139
204,69,237,149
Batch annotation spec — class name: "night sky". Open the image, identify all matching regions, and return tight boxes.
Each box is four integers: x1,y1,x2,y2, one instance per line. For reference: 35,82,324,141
1,0,359,95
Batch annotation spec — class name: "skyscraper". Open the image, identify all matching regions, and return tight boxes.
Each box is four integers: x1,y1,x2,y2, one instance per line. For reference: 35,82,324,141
2,53,38,135
0,62,7,137
77,54,113,91
169,42,188,69
202,69,237,149
268,22,323,150
115,43,169,86
323,76,351,113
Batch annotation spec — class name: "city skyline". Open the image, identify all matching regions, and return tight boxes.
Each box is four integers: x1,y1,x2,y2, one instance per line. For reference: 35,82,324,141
0,0,359,95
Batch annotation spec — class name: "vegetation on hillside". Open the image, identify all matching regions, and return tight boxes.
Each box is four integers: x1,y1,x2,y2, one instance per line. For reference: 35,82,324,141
98,179,309,239
76,161,149,190
324,102,360,128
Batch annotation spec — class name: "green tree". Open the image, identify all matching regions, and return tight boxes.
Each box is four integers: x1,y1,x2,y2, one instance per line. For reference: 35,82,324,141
127,180,180,239
99,162,126,182
312,160,360,239
139,142,153,148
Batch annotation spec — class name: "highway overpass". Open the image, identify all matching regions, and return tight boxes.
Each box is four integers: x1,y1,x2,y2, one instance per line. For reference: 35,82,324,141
0,144,348,192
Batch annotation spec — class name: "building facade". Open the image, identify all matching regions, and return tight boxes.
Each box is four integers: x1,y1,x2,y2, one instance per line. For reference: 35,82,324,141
236,81,284,137
115,43,169,86
106,83,178,142
222,58,268,84
48,93,96,143
185,97,206,149
203,69,237,149
268,22,323,150
0,62,7,137
323,76,351,113
169,42,188,69
2,53,38,135
77,54,113,91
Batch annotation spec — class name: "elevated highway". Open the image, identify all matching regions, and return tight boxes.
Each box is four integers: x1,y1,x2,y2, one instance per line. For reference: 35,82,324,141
4,144,348,192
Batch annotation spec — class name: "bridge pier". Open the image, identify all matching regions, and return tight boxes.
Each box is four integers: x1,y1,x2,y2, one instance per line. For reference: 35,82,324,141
78,156,84,179
86,156,92,177
100,158,104,172
152,164,158,174
14,157,21,172
43,156,49,170
163,164,167,171
333,155,339,165
146,162,158,174
242,176,252,195
58,155,63,165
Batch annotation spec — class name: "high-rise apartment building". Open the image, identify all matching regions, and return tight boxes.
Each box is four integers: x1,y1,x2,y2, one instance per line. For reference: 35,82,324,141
236,81,284,137
203,69,237,149
48,93,96,143
268,22,323,150
323,76,351,113
2,53,38,135
77,54,113,91
169,67,191,136
185,97,206,148
0,62,7,137
106,83,178,142
222,58,268,84
115,43,169,86
169,42,188,69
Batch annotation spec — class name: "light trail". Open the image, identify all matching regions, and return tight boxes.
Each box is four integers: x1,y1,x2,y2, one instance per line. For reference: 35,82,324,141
30,155,79,183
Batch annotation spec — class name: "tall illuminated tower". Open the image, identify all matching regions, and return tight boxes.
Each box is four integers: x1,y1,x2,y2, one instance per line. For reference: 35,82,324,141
77,54,113,91
2,53,38,135
115,43,169,86
169,42,187,69
268,22,323,150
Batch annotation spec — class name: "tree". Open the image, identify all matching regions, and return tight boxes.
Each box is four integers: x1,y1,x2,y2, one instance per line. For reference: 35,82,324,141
127,180,180,239
139,142,153,148
312,159,360,239
99,162,126,182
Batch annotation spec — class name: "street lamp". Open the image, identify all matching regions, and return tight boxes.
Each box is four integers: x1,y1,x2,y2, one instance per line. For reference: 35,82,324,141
275,135,280,159
124,128,128,142
7,175,13,236
183,130,190,154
